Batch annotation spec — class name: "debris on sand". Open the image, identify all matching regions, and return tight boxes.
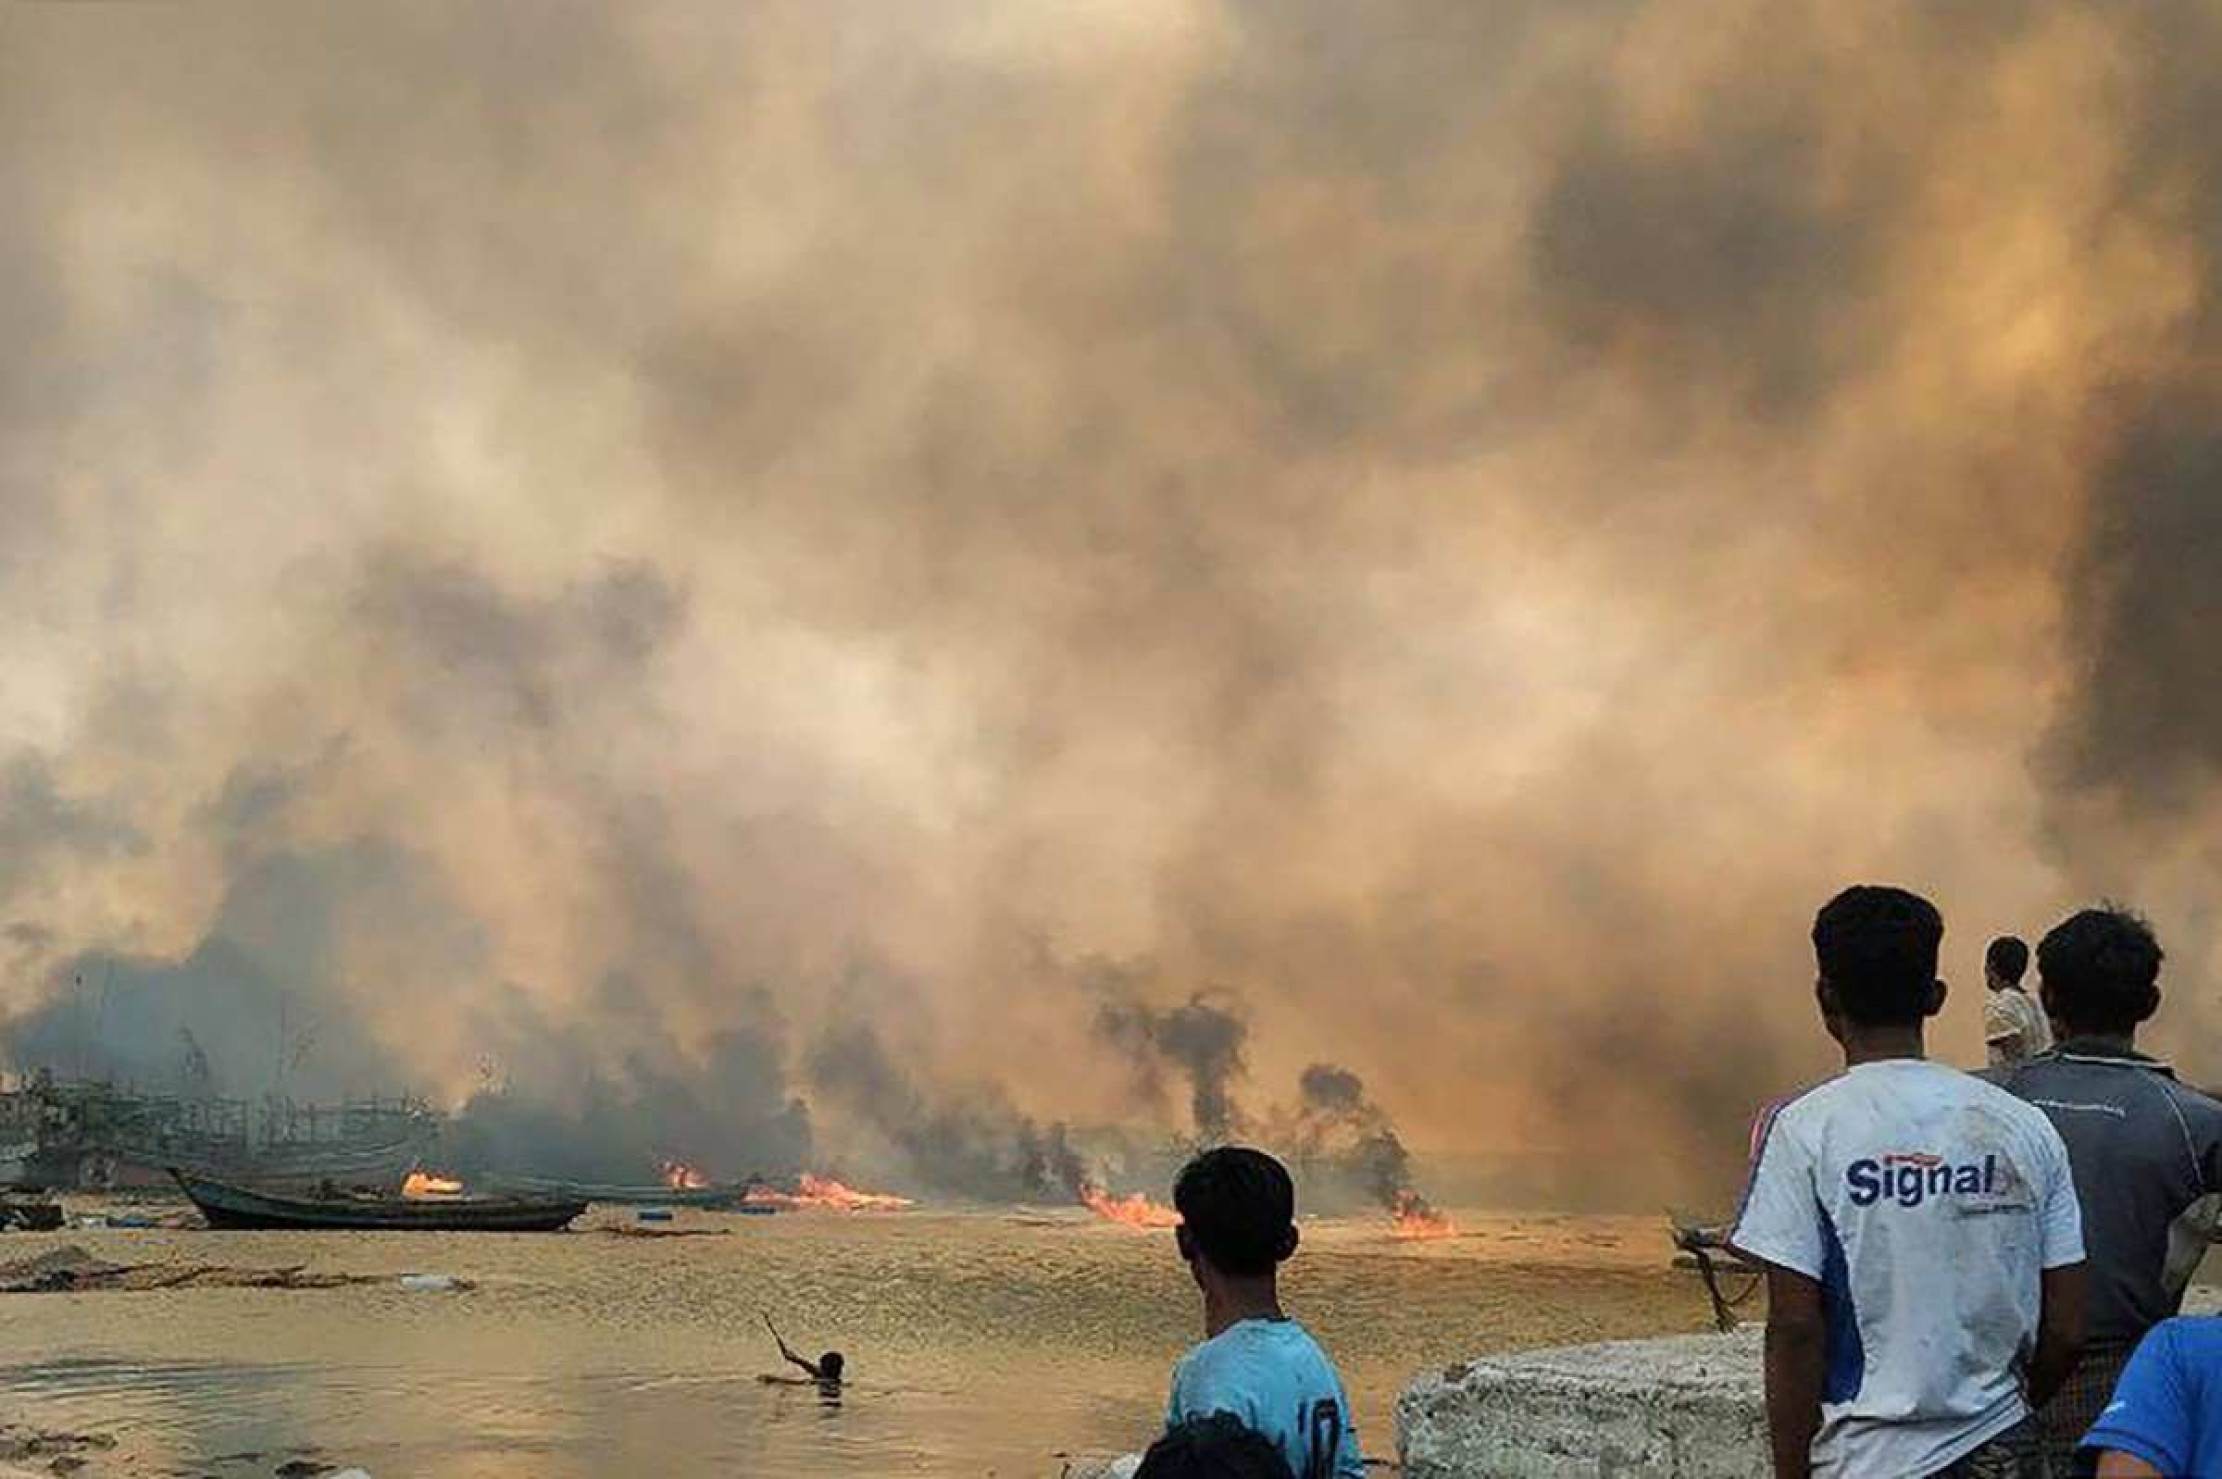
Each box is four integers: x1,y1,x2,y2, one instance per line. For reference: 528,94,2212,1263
205,1446,372,1477
593,1225,731,1240
0,1244,456,1295
0,1201,63,1233
0,1424,116,1468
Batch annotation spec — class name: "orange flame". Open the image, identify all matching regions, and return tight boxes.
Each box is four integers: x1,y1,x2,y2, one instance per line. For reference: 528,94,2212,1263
660,1159,710,1191
1389,1188,1456,1240
1080,1181,1181,1229
743,1172,915,1212
402,1170,464,1199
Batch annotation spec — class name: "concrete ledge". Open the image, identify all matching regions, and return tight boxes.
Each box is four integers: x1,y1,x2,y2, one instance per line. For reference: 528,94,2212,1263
1398,1288,2222,1477
1397,1329,1768,1478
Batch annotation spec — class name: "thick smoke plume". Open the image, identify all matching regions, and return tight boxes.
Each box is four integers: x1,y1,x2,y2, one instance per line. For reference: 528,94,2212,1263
1290,1063,1444,1224
1095,988,1249,1142
807,1021,1085,1201
6,2,2222,1205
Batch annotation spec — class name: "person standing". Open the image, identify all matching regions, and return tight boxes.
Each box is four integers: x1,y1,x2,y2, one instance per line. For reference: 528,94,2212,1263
1986,935,2053,1070
1991,907,2222,1475
2079,1314,2222,1476
1732,885,2086,1478
1161,1146,1363,1479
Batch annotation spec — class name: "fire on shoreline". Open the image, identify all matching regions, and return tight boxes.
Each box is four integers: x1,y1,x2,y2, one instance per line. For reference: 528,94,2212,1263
402,1170,464,1199
1389,1188,1456,1240
1079,1182,1181,1229
743,1172,915,1212
660,1160,710,1191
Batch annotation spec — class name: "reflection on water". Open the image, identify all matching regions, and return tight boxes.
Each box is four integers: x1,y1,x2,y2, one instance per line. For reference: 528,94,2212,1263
0,1208,1704,1476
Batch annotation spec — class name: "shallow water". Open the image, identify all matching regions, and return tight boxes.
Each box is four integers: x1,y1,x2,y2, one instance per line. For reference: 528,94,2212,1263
0,1205,1706,1476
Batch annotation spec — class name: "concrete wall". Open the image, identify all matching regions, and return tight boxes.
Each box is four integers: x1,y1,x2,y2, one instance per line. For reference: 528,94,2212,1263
1397,1329,1769,1478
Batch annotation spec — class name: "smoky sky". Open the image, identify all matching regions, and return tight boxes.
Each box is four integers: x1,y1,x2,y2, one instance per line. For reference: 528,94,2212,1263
4,1,2222,1203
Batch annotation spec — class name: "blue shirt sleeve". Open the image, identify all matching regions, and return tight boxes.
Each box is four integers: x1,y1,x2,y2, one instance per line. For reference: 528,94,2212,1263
2082,1321,2194,1473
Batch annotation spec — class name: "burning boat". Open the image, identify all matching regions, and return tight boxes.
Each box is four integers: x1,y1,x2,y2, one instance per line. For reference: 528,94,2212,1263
173,1169,586,1232
483,1174,761,1209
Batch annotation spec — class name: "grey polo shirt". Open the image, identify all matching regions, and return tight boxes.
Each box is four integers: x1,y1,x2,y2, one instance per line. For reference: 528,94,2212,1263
1989,1042,2222,1345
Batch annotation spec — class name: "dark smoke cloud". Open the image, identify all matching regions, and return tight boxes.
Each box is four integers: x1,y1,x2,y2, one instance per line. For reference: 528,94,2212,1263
1095,985,1249,1142
0,756,142,905
2,844,427,1100
7,0,2222,1209
2053,400,2222,818
1290,1062,1439,1218
807,1021,1082,1202
447,1015,811,1185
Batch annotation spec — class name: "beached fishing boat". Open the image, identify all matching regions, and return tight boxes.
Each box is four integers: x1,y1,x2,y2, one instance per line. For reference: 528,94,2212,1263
484,1175,758,1209
172,1170,586,1232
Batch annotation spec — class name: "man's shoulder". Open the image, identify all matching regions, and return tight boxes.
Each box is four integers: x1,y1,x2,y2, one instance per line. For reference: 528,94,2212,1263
1753,1074,1849,1137
1175,1322,1338,1400
1953,1069,2070,1138
2161,1075,2222,1130
1871,1063,2068,1148
2157,1314,2222,1353
2134,1314,2222,1380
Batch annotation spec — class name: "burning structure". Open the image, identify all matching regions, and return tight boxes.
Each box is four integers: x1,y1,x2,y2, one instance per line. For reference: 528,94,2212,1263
0,1070,436,1193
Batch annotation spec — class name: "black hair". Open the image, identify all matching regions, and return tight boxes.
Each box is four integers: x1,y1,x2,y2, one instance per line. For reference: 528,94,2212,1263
818,1351,844,1380
1811,885,1944,1027
1135,1414,1296,1479
1172,1145,1297,1278
1985,935,2029,985
2038,907,2162,1035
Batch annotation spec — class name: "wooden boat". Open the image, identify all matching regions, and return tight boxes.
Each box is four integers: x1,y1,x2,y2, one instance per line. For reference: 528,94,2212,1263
172,1170,586,1232
484,1175,758,1209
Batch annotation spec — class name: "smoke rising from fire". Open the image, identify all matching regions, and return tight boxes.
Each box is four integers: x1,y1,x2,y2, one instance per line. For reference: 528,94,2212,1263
1290,1063,1445,1227
1095,985,1249,1142
4,2,2222,1203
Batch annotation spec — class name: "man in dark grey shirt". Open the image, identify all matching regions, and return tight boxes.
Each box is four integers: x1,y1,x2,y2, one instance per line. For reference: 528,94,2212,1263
1990,907,2222,1476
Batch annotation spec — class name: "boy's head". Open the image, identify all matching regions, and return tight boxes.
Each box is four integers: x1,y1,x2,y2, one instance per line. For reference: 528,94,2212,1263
1135,1414,1296,1479
2038,906,2162,1038
817,1351,844,1381
1172,1145,1298,1280
1811,885,1946,1033
1984,935,2029,991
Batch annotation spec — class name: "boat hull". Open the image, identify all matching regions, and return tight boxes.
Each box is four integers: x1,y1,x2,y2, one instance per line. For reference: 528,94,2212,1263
488,1177,755,1209
172,1171,585,1232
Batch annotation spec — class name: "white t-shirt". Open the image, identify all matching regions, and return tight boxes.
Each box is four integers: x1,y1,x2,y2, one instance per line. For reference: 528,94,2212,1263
1730,1059,2084,1478
1983,988,2052,1068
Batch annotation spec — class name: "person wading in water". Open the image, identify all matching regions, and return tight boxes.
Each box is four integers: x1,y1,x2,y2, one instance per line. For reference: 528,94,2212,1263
761,1312,845,1394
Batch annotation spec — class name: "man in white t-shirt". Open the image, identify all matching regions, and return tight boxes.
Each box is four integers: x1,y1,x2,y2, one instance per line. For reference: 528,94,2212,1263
1985,934,2053,1070
1732,885,2088,1478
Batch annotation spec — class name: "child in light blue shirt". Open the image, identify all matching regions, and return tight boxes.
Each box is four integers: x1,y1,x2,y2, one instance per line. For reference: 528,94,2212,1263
1162,1146,1362,1479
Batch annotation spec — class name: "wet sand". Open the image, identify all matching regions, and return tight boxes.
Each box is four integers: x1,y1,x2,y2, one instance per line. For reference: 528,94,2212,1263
0,1203,1711,1476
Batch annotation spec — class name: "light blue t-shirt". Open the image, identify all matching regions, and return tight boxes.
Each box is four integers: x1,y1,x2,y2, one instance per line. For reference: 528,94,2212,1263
2083,1316,2222,1476
1166,1317,1363,1479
